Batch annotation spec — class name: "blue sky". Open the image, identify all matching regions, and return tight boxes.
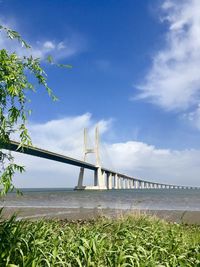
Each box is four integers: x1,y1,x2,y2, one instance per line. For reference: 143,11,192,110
1,0,200,187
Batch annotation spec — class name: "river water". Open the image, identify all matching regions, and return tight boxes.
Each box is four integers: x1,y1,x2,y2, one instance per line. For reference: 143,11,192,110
1,188,200,211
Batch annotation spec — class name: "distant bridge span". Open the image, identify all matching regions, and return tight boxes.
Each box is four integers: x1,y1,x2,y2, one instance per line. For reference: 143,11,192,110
2,140,199,190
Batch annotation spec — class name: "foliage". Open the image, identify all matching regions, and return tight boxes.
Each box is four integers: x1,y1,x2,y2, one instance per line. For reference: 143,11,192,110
0,212,200,266
0,26,69,195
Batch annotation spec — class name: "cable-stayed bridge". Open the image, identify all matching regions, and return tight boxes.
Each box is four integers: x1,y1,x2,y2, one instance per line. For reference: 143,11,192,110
2,128,199,190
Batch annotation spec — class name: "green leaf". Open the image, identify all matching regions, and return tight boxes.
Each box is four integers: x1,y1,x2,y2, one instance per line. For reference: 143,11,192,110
0,25,71,195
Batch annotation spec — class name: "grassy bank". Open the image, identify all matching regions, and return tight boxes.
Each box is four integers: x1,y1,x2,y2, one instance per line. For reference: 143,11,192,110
0,212,200,266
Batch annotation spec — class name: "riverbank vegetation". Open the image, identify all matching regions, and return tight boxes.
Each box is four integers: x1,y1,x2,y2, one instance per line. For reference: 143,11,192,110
0,212,200,266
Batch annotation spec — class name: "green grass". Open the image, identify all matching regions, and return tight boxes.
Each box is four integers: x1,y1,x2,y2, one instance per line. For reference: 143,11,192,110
0,211,200,266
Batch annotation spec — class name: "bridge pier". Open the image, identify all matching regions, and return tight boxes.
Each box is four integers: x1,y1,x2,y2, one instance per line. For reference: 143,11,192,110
125,179,128,189
114,174,118,189
118,176,121,189
77,167,84,189
97,168,106,189
141,181,144,189
128,179,130,189
119,177,122,189
76,167,107,190
124,179,127,189
122,178,125,189
107,173,112,189
121,177,124,189
131,179,134,189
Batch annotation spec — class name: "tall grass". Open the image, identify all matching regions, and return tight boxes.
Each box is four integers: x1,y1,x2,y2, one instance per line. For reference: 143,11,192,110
0,210,200,266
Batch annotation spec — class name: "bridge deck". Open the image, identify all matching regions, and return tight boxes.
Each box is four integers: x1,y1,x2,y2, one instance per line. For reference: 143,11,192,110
2,141,97,171
2,141,154,182
2,141,197,189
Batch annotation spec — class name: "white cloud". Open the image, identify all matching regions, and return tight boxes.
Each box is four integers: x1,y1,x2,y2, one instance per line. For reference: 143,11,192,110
104,142,200,186
43,41,55,49
31,35,83,60
12,114,200,188
183,104,200,130
136,0,200,121
0,18,84,60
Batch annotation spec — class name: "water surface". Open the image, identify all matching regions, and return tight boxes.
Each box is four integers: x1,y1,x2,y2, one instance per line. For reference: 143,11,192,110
1,188,200,211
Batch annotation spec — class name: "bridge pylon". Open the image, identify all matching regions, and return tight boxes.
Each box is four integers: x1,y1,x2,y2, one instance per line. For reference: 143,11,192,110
75,126,107,190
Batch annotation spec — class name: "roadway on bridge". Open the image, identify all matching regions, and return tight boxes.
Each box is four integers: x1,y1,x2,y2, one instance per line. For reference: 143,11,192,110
2,141,97,171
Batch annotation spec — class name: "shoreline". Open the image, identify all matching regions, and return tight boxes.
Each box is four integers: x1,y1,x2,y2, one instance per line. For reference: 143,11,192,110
1,207,200,225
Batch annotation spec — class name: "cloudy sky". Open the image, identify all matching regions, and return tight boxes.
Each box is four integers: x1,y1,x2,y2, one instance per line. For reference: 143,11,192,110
1,0,200,187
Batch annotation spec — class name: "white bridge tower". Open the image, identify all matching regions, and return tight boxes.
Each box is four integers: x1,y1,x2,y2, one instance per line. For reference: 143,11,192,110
75,126,107,190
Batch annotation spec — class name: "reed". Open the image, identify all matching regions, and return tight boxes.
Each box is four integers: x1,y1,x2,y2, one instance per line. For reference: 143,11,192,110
0,210,200,266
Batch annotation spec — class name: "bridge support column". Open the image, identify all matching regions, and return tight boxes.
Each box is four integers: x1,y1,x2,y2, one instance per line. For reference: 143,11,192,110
97,168,107,189
76,167,84,189
118,176,121,189
121,177,123,189
114,174,118,189
124,179,127,189
122,178,125,189
130,179,133,189
131,180,134,189
76,167,107,190
134,180,138,189
107,173,112,189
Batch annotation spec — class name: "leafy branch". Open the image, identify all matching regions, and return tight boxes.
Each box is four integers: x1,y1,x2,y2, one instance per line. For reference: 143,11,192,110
0,26,68,195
